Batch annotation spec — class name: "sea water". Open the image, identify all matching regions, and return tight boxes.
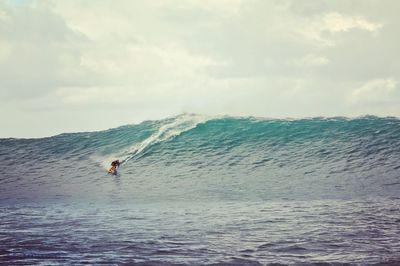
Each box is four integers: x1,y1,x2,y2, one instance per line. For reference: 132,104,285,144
1,114,399,265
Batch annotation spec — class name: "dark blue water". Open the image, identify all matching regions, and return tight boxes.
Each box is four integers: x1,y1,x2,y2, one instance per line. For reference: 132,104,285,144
1,114,399,265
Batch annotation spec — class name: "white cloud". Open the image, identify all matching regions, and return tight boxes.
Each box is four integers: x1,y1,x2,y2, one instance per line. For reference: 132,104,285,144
299,12,383,46
156,0,244,17
321,12,382,33
349,78,398,104
0,42,12,61
0,1,96,98
289,54,329,67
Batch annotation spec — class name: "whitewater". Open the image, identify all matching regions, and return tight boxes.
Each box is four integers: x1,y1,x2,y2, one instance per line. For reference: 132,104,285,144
0,114,399,265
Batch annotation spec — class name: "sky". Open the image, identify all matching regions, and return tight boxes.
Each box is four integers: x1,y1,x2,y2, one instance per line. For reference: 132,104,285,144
0,0,399,138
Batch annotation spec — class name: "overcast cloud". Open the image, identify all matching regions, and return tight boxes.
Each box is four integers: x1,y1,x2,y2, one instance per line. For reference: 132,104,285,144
1,0,399,137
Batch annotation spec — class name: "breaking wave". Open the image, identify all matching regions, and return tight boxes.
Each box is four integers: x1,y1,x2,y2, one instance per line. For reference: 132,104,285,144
0,113,399,203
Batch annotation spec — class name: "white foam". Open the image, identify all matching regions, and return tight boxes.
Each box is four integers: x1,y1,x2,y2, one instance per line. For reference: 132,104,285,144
100,114,210,168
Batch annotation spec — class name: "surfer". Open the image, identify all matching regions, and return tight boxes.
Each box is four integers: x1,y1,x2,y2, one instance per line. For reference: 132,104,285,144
108,160,120,174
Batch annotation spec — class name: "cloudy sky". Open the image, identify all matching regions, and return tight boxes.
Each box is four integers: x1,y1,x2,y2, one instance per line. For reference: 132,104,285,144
1,0,399,137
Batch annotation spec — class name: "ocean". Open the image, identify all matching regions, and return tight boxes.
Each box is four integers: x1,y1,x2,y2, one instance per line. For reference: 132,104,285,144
0,114,399,265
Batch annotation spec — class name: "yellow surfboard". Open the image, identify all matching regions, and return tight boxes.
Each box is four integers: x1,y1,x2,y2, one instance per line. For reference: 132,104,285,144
108,166,117,174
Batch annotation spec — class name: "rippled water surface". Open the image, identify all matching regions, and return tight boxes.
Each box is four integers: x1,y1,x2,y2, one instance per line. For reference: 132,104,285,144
1,114,399,265
1,200,399,265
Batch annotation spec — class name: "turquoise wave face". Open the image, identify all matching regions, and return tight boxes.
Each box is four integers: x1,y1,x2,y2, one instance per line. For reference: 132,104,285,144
0,114,399,203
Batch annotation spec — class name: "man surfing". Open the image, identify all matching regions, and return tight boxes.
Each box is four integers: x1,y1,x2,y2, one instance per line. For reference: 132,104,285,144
108,160,120,174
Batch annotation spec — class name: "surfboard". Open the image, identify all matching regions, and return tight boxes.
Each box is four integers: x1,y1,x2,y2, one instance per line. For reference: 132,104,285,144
108,166,117,175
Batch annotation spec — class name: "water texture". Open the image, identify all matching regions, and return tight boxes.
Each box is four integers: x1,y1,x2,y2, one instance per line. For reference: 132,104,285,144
0,114,399,265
